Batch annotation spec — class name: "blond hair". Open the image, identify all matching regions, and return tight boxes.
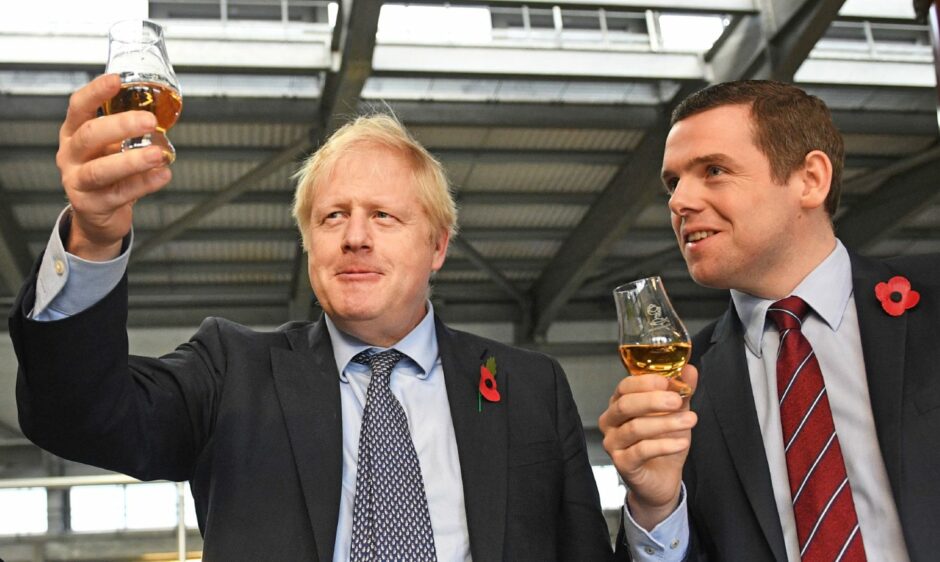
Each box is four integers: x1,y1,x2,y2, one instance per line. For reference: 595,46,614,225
292,113,458,250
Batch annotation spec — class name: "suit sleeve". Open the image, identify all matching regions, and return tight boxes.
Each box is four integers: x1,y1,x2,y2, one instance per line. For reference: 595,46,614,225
549,357,619,560
10,266,225,482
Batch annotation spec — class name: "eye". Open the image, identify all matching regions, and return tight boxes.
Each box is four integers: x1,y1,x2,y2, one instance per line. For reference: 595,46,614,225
706,165,724,177
321,210,345,223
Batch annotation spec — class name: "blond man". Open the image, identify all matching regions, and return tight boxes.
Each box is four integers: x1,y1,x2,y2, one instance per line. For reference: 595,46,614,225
10,74,618,561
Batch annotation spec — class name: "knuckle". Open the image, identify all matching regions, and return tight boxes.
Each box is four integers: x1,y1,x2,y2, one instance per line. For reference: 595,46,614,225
66,91,83,118
74,121,95,153
84,161,104,189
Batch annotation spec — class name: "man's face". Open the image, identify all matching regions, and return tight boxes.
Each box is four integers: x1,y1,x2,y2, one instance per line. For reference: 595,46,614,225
307,143,449,346
662,104,804,297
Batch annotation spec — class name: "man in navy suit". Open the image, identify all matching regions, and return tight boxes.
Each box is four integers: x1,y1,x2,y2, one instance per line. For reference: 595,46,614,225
10,74,617,560
599,80,940,561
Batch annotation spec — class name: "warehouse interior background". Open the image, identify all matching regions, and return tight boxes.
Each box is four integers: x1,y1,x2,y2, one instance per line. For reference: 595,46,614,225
0,0,937,559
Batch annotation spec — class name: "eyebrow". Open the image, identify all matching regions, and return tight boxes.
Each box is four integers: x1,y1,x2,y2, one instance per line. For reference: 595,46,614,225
661,153,735,181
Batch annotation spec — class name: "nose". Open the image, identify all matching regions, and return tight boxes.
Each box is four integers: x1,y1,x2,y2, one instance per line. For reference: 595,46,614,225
667,177,703,218
342,211,372,252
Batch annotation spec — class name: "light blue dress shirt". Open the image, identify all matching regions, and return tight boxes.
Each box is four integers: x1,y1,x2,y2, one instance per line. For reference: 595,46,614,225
31,208,473,561
324,309,471,562
621,240,909,561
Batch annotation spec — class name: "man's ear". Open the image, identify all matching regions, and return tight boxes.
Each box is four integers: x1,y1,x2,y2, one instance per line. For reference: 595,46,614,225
431,229,450,272
798,150,832,211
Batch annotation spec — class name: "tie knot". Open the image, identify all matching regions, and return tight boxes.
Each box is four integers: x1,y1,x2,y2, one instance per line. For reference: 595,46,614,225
351,349,404,383
767,295,809,331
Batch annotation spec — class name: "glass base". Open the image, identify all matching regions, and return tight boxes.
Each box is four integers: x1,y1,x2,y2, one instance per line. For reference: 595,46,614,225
122,132,175,164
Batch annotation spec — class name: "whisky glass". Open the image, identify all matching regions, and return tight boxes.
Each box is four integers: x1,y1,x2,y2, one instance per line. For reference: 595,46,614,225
103,19,182,163
614,276,693,397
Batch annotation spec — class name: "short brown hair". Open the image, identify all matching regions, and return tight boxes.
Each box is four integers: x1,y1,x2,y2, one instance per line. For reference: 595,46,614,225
292,113,458,251
671,80,844,216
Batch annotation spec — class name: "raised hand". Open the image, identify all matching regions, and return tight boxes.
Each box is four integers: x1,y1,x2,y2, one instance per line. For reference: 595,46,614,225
56,74,172,260
598,365,699,529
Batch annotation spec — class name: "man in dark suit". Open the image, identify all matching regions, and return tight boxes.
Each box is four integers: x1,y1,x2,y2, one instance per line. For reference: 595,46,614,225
9,74,616,560
599,80,940,561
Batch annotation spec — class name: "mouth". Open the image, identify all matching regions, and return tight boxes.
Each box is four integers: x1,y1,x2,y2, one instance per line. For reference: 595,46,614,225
684,230,716,244
337,268,381,279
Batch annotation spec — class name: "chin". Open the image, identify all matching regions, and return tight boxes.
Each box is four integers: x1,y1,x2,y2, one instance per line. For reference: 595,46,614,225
687,266,731,291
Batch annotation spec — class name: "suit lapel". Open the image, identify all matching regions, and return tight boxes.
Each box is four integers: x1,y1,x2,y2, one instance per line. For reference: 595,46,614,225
698,309,788,562
436,317,508,562
850,253,906,500
271,319,343,562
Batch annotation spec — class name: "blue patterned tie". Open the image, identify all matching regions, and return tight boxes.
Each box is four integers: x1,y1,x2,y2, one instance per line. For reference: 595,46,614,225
350,349,438,562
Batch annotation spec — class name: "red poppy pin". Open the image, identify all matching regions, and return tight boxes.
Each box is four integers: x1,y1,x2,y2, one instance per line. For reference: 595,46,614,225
875,275,920,317
478,356,500,411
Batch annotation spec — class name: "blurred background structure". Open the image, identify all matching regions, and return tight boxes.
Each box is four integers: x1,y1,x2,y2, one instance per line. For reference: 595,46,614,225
0,0,937,559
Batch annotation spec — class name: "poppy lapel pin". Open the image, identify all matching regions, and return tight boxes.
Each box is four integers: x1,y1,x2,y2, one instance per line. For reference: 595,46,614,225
478,355,500,412
875,275,920,317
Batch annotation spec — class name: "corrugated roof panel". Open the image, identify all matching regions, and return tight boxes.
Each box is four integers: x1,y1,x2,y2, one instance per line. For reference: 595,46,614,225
463,163,616,192
167,160,261,190
0,121,58,145
412,127,492,148
172,122,310,147
160,160,297,192
158,240,297,261
130,271,292,285
632,201,672,228
449,239,560,259
0,161,63,190
157,204,295,229
481,128,640,151
459,203,586,228
442,162,474,188
434,270,539,283
413,126,640,151
607,239,678,258
14,204,68,229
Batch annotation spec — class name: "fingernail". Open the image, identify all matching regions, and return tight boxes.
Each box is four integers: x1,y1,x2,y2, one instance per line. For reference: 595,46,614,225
154,167,171,182
147,148,167,165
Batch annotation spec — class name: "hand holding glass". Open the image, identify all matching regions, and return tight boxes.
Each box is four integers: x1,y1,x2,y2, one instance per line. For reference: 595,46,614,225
614,276,693,397
103,20,182,163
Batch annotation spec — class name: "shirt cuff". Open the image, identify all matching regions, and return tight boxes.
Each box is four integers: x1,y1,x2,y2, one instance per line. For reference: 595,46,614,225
30,207,132,321
620,483,690,562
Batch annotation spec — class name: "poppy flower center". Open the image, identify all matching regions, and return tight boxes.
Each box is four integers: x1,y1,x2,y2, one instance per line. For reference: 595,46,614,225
890,292,903,303
484,379,494,389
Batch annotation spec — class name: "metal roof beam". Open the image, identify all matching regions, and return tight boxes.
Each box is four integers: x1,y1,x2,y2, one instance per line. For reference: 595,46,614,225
0,179,34,295
289,0,384,320
528,100,679,338
836,146,940,248
708,0,847,83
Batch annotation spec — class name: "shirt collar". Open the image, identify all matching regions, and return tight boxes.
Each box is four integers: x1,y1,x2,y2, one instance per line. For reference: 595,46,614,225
324,302,439,381
730,239,853,357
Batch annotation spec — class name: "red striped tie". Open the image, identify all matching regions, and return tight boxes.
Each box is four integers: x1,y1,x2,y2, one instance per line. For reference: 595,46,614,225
768,296,866,562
